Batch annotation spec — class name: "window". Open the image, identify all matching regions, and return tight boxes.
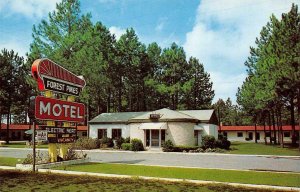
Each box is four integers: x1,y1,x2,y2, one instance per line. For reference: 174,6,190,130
256,132,260,140
112,129,122,139
265,132,271,137
237,132,243,137
82,132,87,137
98,129,107,139
284,132,290,137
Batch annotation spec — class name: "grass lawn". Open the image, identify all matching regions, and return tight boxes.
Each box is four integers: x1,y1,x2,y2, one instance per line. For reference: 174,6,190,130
228,142,300,156
0,157,23,166
0,170,290,192
56,163,300,188
0,143,49,149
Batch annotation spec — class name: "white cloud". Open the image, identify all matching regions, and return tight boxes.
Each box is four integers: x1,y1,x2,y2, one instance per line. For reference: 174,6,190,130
0,0,60,19
210,71,247,102
109,26,126,40
184,0,299,103
0,38,28,58
155,18,167,32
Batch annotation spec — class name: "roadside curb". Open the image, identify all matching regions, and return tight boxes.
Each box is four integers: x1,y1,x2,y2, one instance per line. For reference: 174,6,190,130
1,147,299,159
38,169,300,192
0,166,16,170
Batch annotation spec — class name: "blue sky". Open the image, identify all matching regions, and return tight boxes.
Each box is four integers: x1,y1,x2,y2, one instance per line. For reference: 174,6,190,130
0,0,299,103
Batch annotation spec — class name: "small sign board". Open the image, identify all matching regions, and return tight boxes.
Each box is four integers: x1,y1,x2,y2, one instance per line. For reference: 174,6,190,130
45,127,77,143
35,130,48,142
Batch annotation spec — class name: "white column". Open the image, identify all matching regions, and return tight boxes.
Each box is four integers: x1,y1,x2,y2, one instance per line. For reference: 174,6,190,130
159,129,161,147
150,130,152,148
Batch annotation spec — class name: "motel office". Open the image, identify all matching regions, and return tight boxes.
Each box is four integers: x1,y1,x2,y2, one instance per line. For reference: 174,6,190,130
89,108,219,148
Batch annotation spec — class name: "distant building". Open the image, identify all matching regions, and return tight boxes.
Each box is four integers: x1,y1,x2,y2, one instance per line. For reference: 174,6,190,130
0,123,87,141
219,125,300,143
89,108,219,148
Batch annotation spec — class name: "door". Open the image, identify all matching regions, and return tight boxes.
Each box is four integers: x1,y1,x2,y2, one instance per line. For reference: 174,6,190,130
151,130,159,147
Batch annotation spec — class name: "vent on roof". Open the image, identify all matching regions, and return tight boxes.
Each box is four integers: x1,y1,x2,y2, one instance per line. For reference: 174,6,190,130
149,113,161,119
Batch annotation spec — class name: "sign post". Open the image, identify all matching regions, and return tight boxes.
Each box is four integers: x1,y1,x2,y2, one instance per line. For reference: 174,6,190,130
32,120,36,172
31,58,86,163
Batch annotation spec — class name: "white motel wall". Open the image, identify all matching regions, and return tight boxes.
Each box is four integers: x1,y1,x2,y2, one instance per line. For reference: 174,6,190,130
89,124,130,139
220,125,299,143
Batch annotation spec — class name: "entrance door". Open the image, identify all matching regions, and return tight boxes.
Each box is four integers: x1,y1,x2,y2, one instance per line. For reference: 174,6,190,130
151,130,159,147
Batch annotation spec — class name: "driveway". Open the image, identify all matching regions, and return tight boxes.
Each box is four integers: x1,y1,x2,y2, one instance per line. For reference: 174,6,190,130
1,148,300,172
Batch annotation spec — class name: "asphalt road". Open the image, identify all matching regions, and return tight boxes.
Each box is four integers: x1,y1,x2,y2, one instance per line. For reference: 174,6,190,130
1,148,300,172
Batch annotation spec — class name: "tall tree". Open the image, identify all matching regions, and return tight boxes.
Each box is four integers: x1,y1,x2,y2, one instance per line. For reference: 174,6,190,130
0,49,28,143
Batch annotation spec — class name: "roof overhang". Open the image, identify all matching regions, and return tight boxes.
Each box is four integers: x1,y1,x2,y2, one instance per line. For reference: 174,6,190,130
194,125,204,131
138,122,167,130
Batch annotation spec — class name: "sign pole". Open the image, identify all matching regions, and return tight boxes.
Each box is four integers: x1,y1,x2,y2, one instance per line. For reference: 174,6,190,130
32,120,36,172
45,90,57,162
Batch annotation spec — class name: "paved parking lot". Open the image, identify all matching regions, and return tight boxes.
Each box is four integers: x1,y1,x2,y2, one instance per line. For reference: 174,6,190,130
1,148,300,172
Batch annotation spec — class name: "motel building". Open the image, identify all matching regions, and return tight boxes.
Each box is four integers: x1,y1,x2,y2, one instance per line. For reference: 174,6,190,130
219,125,300,143
89,108,219,148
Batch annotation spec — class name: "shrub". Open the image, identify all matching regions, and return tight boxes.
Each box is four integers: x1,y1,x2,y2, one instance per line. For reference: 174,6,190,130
23,151,49,164
115,137,125,149
121,143,132,150
124,137,130,143
216,134,231,150
131,138,144,151
99,137,114,148
202,135,216,149
73,137,98,150
162,140,174,152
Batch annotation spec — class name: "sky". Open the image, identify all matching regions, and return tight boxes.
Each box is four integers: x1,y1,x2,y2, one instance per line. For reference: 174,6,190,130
0,0,299,103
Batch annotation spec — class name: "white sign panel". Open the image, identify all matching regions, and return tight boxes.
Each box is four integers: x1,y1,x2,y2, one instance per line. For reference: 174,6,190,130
35,130,48,142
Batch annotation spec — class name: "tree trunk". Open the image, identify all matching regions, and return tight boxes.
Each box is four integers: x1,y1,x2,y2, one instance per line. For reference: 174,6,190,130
5,106,10,144
279,108,284,148
118,77,122,112
107,87,111,113
268,111,272,144
254,123,257,143
297,88,300,151
263,121,267,145
272,110,277,144
290,96,296,145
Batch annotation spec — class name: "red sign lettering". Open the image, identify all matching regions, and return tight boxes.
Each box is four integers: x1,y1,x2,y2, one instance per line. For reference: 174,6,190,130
35,96,85,122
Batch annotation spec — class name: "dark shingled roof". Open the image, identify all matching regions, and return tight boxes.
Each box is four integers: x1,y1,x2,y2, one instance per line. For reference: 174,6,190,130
89,112,147,124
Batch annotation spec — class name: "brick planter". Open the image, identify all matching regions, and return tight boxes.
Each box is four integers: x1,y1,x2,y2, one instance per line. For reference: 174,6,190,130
16,158,90,171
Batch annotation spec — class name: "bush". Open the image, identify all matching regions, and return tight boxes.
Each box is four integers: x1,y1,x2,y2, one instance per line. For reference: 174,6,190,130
23,151,49,164
99,137,114,148
202,135,216,149
115,137,125,149
73,137,98,150
124,137,130,143
162,140,174,152
216,134,231,150
131,138,144,151
121,143,132,150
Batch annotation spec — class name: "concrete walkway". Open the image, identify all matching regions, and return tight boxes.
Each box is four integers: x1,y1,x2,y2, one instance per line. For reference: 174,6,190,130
0,166,299,191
